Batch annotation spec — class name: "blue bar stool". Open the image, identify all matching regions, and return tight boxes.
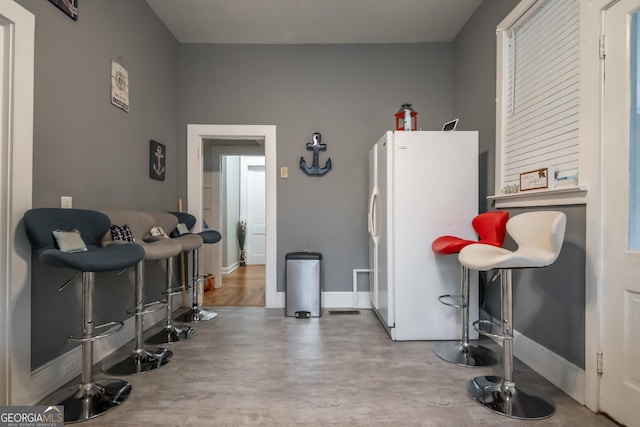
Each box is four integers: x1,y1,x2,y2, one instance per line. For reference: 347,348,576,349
100,210,179,375
24,208,145,424
169,211,222,323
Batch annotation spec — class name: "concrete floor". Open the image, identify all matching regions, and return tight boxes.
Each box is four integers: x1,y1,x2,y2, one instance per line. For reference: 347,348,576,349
80,307,614,426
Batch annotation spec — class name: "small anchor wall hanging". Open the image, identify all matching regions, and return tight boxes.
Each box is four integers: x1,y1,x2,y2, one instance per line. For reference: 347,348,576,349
299,132,332,176
149,139,166,181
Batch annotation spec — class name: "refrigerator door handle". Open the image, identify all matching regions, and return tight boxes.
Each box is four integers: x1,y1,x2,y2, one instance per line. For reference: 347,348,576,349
368,189,378,239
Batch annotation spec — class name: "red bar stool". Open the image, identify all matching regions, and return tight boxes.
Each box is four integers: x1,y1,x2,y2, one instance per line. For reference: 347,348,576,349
431,211,509,367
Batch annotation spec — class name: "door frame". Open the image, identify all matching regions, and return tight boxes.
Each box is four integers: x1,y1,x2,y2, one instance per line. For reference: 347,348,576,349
0,1,34,405
187,124,277,307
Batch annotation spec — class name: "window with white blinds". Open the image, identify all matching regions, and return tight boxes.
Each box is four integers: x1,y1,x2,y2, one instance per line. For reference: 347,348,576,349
500,0,580,188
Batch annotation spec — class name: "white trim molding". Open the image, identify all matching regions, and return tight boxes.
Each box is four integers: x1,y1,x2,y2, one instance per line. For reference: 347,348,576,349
276,291,372,310
513,329,586,404
0,1,34,406
489,186,588,208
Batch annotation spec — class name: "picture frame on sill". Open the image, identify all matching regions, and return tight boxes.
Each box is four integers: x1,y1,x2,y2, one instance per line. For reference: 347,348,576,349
520,167,549,191
48,0,78,21
149,140,166,181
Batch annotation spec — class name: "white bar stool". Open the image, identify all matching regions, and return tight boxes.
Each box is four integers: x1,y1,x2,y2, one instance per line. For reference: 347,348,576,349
458,211,566,420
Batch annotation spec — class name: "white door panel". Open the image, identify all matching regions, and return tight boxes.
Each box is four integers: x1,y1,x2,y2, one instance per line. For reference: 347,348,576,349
242,157,266,265
601,2,640,424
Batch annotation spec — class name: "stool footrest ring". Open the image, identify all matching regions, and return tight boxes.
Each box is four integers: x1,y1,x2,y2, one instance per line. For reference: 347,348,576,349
163,285,188,296
472,319,513,341
438,294,465,309
127,300,166,316
68,320,124,343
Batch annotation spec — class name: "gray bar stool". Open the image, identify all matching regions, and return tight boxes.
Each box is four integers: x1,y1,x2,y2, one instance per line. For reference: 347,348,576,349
431,211,508,367
100,210,179,375
145,211,196,344
170,211,221,323
24,208,145,424
458,211,566,420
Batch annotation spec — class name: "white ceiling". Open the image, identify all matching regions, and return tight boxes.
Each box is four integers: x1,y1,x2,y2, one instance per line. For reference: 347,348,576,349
145,0,483,44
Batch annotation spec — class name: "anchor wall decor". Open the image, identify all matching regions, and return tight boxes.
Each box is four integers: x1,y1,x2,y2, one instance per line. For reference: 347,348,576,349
299,132,332,176
149,139,166,181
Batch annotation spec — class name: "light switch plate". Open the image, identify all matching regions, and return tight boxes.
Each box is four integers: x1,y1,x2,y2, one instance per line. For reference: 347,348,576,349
61,196,72,209
280,167,288,179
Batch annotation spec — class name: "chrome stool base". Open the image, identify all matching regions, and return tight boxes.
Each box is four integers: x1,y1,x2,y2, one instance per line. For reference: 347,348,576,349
146,324,196,344
103,348,173,376
48,379,132,424
467,376,555,420
175,307,218,323
434,341,500,367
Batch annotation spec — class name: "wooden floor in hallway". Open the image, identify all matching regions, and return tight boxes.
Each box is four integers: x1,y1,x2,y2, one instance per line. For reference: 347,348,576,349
203,265,265,307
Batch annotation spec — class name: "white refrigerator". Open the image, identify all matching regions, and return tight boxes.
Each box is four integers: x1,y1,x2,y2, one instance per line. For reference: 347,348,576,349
368,131,479,341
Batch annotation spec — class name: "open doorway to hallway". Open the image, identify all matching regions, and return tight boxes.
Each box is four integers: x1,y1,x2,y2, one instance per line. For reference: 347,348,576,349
186,124,277,307
201,144,266,307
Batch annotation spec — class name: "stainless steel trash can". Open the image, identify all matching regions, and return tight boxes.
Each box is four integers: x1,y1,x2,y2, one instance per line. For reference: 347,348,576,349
285,252,322,318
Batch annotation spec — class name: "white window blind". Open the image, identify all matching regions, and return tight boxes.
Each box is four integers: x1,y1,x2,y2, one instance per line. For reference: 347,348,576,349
501,0,580,188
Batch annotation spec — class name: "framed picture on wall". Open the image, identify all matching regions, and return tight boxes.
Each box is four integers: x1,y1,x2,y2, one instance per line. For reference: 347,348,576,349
48,0,78,21
149,140,166,181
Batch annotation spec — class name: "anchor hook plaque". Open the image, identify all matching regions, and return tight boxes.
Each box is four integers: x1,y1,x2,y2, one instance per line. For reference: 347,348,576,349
299,132,332,176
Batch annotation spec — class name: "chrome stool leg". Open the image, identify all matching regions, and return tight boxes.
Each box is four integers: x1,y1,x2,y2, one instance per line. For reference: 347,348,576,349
43,272,132,423
435,266,500,367
175,248,218,322
466,269,555,420
103,261,172,375
146,257,195,344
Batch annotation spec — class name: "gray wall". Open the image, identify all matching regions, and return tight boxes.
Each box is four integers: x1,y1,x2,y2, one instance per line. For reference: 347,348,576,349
452,0,519,214
178,43,454,292
497,206,586,368
452,1,585,368
15,0,180,368
20,0,586,370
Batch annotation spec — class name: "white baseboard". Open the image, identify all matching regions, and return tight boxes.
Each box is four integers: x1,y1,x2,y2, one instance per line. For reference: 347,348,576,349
274,291,372,309
222,262,240,275
323,291,372,309
29,302,174,405
484,314,585,404
512,329,585,404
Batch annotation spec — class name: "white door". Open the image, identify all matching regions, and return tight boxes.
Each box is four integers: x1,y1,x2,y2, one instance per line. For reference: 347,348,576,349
601,2,640,424
242,157,266,265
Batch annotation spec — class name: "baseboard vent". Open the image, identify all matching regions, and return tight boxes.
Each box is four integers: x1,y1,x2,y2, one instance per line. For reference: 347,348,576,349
328,310,361,315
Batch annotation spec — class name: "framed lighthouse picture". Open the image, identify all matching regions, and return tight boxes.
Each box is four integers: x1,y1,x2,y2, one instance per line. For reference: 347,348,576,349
149,140,166,181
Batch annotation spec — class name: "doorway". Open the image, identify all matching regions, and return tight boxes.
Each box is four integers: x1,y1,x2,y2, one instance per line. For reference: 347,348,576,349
186,124,277,307
203,152,266,307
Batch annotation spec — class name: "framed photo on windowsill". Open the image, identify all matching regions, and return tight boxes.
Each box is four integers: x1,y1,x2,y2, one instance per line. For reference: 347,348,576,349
520,168,550,191
48,0,78,21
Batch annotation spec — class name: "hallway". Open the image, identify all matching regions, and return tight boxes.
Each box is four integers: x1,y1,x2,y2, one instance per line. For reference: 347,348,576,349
203,265,265,307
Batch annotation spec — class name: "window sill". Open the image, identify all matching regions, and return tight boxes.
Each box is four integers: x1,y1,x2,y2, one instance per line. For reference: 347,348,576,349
488,185,588,208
